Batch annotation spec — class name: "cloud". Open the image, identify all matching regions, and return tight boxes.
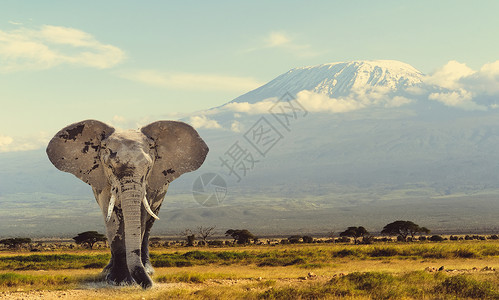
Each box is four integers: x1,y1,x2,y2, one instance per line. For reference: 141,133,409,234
230,120,242,132
428,89,485,111
189,115,221,129
0,25,125,72
0,132,49,153
385,96,413,108
224,87,414,115
423,60,499,109
224,98,277,114
112,115,127,124
0,135,13,148
424,60,475,89
265,32,292,47
245,31,321,57
296,91,365,113
119,70,263,92
462,60,499,95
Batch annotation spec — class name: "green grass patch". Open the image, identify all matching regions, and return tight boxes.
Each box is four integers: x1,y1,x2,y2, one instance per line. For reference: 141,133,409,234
0,254,110,270
259,271,499,300
0,272,106,291
155,272,237,283
436,275,499,299
0,241,498,271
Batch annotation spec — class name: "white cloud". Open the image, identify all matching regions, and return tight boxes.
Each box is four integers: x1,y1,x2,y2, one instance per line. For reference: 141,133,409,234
479,60,499,77
189,115,221,129
296,91,365,113
0,132,49,153
265,32,291,47
230,120,242,132
385,96,413,108
224,98,277,114
245,31,321,57
112,115,127,124
462,60,499,95
0,25,125,72
428,89,485,110
424,60,475,90
119,70,263,92
223,85,417,115
423,60,499,109
0,135,13,148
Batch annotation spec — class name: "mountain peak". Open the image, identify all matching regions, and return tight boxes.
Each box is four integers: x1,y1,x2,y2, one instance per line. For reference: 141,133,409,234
298,60,421,73
231,60,423,104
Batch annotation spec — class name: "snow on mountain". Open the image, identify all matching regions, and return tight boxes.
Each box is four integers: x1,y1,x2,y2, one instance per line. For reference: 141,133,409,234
231,60,424,104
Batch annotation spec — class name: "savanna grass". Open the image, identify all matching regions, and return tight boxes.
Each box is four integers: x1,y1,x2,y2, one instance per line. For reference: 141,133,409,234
1,241,498,271
0,253,109,270
0,272,104,291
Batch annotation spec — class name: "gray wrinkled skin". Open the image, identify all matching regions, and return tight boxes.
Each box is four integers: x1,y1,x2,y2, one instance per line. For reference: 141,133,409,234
46,120,208,289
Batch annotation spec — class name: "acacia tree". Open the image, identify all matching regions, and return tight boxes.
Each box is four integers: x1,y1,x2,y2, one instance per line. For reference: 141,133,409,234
381,221,430,241
0,238,32,249
225,229,255,244
197,226,216,245
179,229,196,246
339,226,369,244
73,231,107,249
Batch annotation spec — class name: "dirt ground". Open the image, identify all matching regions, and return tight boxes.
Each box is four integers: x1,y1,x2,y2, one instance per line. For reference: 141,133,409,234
1,282,192,300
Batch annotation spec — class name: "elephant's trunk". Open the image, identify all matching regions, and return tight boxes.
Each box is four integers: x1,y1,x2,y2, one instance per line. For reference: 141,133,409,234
120,180,152,289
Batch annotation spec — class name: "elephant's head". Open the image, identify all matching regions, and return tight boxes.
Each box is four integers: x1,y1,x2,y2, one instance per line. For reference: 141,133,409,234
46,120,208,288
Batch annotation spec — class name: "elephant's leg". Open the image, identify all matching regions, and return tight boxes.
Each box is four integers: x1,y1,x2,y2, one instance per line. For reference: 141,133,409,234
102,255,113,275
105,207,133,285
141,216,156,275
140,197,164,275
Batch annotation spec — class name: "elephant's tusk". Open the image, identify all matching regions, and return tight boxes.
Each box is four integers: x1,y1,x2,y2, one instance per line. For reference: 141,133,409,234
143,196,160,220
106,194,116,222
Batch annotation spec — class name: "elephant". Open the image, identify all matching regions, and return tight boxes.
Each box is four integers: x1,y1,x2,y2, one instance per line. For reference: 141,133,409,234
46,119,208,289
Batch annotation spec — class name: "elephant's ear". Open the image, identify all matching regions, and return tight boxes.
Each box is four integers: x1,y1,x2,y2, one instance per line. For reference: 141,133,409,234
46,120,115,192
141,121,209,191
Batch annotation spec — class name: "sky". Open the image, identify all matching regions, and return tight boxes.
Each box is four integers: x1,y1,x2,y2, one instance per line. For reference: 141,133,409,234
1,0,499,152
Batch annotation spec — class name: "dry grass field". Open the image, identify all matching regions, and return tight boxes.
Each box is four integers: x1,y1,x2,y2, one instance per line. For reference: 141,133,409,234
0,240,498,299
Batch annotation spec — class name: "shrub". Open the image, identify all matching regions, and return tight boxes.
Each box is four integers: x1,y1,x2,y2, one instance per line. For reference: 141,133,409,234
454,249,477,258
0,238,32,249
436,275,498,299
288,236,302,244
369,247,399,257
302,236,314,243
429,235,444,242
336,236,351,243
257,257,306,267
333,249,359,258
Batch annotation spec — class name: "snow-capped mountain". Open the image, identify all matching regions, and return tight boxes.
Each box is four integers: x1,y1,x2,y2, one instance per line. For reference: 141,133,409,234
231,60,423,104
